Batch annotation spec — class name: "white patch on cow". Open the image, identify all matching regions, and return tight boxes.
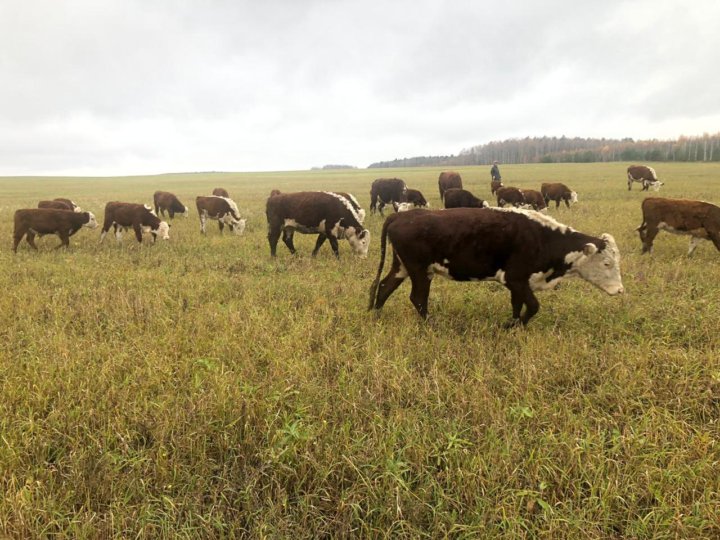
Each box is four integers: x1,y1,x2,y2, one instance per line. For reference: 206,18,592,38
345,227,370,257
529,269,563,291
115,227,123,242
649,181,663,191
155,221,170,240
84,212,98,229
395,202,413,212
570,191,578,203
395,256,409,278
183,206,189,217
482,200,490,208
71,201,82,213
493,269,506,284
647,166,657,180
317,219,326,232
428,262,450,278
284,218,299,229
99,230,107,243
357,208,366,223
322,191,363,224
331,220,343,238
490,207,572,234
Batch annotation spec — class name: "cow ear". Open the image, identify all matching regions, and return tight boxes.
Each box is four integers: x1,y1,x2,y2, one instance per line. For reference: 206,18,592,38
583,243,598,256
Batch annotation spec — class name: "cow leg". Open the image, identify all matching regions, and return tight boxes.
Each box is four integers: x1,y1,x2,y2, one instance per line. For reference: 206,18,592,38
555,199,560,209
169,210,174,219
688,236,703,256
408,273,432,319
640,223,658,254
373,254,407,310
564,197,570,208
268,224,282,256
26,232,38,250
55,231,70,249
628,176,633,191
282,228,297,254
312,234,327,257
218,221,224,234
505,281,539,327
326,235,340,258
114,224,123,243
133,224,143,243
707,230,720,252
378,201,385,217
370,193,377,214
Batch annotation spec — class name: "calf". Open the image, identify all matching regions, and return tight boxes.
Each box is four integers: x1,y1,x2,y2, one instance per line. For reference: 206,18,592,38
153,191,189,218
541,182,578,209
196,196,246,235
438,171,462,201
212,187,230,198
369,208,623,326
370,178,407,216
405,188,429,208
13,208,98,252
53,198,82,212
627,165,663,191
38,200,74,211
637,197,720,255
490,179,504,195
266,191,370,258
100,202,170,243
443,188,489,209
522,189,548,212
496,187,526,208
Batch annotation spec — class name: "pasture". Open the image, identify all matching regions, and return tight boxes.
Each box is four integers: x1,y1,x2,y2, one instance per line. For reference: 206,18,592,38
1,162,719,538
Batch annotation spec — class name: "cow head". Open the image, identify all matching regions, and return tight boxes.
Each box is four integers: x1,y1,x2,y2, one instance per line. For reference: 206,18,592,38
231,218,247,235
154,221,170,241
570,191,579,204
394,202,413,212
648,181,664,192
83,212,98,229
345,227,371,258
566,233,624,295
183,206,189,217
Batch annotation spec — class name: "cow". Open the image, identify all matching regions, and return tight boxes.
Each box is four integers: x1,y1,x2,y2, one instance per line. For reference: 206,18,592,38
541,183,578,209
13,209,98,252
212,188,230,198
627,165,663,191
522,189,548,212
637,197,720,255
438,171,462,201
196,196,246,235
496,187,526,208
405,188,429,208
370,178,407,216
271,189,366,223
153,191,189,218
266,191,370,258
490,179,504,195
443,188,489,209
368,207,623,326
100,202,170,243
53,198,82,212
38,200,74,211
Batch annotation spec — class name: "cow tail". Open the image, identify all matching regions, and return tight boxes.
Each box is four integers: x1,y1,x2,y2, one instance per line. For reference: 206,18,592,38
368,216,391,310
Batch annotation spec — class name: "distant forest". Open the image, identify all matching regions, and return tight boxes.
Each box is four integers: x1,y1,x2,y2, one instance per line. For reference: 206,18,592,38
367,133,720,168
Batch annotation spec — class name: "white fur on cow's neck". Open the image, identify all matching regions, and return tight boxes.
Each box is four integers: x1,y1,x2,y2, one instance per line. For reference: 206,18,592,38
488,206,573,234
323,191,363,224
647,166,657,180
210,195,241,218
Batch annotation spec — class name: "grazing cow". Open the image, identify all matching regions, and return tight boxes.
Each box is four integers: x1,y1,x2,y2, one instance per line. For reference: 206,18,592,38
370,178,407,216
53,198,82,212
405,188,429,208
196,196,246,235
13,209,98,252
443,188,489,209
637,197,720,255
490,179,504,195
627,165,663,191
100,202,170,243
266,191,370,258
541,183,578,209
38,200,74,211
212,188,230,198
153,191,189,218
438,171,462,201
522,189,548,212
368,208,623,326
496,187,526,208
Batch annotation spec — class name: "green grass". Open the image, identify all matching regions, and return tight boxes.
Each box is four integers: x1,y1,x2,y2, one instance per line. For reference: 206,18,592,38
1,163,719,538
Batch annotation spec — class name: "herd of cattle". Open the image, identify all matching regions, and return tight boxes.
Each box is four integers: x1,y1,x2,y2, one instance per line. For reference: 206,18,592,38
10,164,719,326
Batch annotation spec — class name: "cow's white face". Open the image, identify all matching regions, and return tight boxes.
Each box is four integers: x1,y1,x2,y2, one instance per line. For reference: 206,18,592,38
84,212,98,229
649,181,664,192
568,233,624,295
346,227,370,258
155,221,170,240
395,202,413,212
183,206,189,217
232,218,246,235
570,191,579,203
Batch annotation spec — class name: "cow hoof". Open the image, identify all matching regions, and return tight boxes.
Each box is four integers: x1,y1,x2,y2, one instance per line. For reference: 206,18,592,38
503,319,522,329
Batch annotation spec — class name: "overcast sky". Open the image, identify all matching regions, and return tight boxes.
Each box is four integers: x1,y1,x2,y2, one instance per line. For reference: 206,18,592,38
1,0,718,176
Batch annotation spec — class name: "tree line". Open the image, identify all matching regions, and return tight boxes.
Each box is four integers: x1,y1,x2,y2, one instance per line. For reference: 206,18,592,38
367,133,720,168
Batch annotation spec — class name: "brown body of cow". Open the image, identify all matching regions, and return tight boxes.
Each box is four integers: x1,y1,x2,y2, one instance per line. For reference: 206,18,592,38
627,165,663,191
196,196,246,235
153,191,189,218
438,171,462,201
38,200,73,211
522,189,548,212
53,198,81,212
368,208,623,326
405,188,428,208
13,208,98,252
496,187,526,207
370,178,407,216
541,183,578,209
490,179,504,195
443,188,488,209
212,188,230,198
100,202,170,243
266,191,370,258
637,197,720,255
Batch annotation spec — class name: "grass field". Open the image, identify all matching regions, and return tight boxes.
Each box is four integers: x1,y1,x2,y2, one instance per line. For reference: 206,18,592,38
1,163,719,538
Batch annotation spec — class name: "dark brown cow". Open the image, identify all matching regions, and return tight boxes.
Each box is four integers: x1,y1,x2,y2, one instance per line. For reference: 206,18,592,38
53,198,81,212
368,208,623,326
100,202,170,243
370,178,407,216
196,196,246,235
541,183,578,209
490,179,504,195
405,188,428,208
627,165,663,191
443,188,488,209
438,171,462,201
266,191,370,258
13,209,98,252
522,189,548,212
637,197,720,255
153,191,189,218
496,187,526,207
38,200,73,211
212,188,230,198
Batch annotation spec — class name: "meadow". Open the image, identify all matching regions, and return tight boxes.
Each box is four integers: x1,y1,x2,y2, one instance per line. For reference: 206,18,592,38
0,162,719,538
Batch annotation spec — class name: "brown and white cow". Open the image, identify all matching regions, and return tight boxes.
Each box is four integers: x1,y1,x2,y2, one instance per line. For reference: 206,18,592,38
443,188,489,209
100,202,170,243
438,171,462,201
637,197,720,255
496,186,526,208
541,182,578,209
627,165,663,191
153,191,189,218
212,187,230,198
522,189,548,212
13,208,98,252
405,188,428,208
266,191,370,258
38,200,74,211
370,178,407,216
490,179,504,195
368,207,623,326
196,196,246,235
53,198,82,212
